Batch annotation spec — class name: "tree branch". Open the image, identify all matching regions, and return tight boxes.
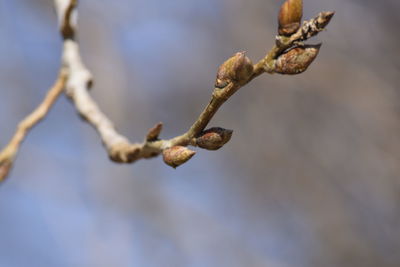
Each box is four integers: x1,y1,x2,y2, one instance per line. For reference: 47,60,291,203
0,71,68,182
0,0,334,181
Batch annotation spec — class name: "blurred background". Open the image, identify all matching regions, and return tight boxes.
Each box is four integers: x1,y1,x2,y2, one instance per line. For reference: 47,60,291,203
1,0,400,266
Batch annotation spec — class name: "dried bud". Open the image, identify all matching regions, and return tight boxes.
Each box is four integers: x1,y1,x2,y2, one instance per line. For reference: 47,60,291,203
316,11,335,29
0,160,12,182
275,44,321,75
163,146,196,168
146,122,163,141
278,0,303,36
196,127,233,150
215,52,254,88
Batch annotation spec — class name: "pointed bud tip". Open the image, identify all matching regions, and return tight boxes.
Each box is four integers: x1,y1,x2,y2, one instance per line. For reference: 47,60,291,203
163,146,196,168
317,11,335,29
323,11,335,19
109,143,141,163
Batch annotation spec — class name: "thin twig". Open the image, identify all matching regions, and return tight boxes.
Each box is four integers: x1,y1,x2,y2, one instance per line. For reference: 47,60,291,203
0,70,68,181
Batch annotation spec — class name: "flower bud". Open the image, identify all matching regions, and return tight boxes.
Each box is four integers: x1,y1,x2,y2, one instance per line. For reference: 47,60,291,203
0,160,12,182
215,52,253,88
196,127,233,150
163,146,196,168
278,0,303,36
275,44,321,75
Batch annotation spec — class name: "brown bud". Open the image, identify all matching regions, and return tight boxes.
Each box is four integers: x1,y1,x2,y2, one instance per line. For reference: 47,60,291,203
146,122,163,141
278,0,303,36
275,44,321,75
316,11,335,29
163,146,196,168
0,160,12,182
61,0,78,39
215,52,253,88
196,127,233,150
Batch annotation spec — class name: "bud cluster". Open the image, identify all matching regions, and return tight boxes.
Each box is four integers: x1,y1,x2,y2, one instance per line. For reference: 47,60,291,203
274,0,333,75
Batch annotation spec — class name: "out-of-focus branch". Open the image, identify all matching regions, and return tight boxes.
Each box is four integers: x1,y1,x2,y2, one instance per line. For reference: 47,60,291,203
55,0,145,163
0,71,68,182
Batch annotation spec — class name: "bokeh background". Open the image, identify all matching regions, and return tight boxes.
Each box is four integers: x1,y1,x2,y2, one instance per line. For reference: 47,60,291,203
1,0,400,266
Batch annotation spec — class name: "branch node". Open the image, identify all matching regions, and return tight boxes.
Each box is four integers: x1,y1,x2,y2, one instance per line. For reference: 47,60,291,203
109,143,141,163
